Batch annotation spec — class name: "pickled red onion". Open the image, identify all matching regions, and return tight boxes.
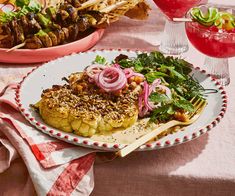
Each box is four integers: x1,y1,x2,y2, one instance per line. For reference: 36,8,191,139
1,3,15,13
95,67,127,92
138,79,172,117
123,68,133,78
158,85,172,99
138,94,147,117
150,78,172,99
144,81,153,111
86,64,106,78
138,99,149,117
112,64,121,69
149,78,161,92
123,68,145,79
138,81,153,117
134,72,145,78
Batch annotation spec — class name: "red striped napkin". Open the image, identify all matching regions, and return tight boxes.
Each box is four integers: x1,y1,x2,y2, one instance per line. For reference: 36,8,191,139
0,84,96,196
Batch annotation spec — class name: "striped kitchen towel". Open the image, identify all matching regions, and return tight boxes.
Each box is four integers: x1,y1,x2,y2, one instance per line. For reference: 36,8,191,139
0,84,96,196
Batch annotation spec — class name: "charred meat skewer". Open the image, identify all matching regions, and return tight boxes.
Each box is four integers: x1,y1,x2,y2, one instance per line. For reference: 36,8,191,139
1,0,126,49
0,8,102,48
23,18,93,49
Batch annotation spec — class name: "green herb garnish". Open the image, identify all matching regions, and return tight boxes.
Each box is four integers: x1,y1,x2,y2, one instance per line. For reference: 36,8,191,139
173,99,194,113
116,51,206,123
0,0,41,24
149,93,170,104
93,55,107,65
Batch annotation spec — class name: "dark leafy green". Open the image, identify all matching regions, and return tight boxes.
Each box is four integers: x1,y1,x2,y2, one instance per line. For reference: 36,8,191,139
117,51,206,122
95,51,206,123
145,72,168,83
173,99,194,112
149,93,170,103
117,51,205,100
16,0,30,7
119,51,193,77
150,104,174,123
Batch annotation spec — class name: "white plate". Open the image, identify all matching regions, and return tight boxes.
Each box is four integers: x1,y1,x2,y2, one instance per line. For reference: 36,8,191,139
16,49,227,151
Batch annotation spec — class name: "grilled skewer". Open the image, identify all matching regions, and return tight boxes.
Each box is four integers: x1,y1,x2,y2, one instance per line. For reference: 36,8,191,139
0,5,102,49
0,0,101,47
23,18,93,49
1,0,143,50
0,2,109,51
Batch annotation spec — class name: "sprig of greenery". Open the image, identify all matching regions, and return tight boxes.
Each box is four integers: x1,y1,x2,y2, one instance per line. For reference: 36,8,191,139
150,104,174,123
0,0,41,24
93,55,107,65
92,51,206,123
116,51,205,123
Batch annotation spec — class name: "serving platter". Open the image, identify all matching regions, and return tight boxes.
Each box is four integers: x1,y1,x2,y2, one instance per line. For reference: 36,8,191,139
0,28,104,64
15,49,227,151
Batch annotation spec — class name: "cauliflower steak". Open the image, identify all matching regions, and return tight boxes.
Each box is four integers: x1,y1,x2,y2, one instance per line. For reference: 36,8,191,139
34,73,140,137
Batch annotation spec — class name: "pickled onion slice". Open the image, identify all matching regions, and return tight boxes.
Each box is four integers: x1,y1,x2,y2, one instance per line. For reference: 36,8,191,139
150,78,172,99
138,81,152,117
123,68,133,78
95,67,127,92
86,64,106,78
112,63,121,69
138,79,172,117
123,68,145,79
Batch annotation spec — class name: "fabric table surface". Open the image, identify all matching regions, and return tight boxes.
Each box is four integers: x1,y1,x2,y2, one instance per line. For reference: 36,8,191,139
1,0,235,195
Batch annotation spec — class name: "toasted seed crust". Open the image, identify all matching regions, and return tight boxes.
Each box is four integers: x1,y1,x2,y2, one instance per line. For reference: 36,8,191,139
35,73,140,137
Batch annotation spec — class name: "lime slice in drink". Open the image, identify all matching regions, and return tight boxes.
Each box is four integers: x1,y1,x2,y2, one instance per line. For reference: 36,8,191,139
215,12,235,30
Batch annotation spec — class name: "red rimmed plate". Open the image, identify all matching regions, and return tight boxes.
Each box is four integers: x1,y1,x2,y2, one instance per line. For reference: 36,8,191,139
15,49,227,151
0,28,104,64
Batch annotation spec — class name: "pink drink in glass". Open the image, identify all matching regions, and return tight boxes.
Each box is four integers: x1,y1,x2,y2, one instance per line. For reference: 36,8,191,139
152,0,207,55
185,5,235,85
153,0,202,20
186,23,235,58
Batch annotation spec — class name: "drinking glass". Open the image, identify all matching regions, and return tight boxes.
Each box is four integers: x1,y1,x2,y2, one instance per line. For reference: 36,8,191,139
153,0,207,55
185,5,235,86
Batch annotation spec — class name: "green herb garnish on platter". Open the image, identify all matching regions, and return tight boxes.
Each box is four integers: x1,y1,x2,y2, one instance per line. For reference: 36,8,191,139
93,55,108,65
0,0,41,24
117,51,204,98
94,51,206,124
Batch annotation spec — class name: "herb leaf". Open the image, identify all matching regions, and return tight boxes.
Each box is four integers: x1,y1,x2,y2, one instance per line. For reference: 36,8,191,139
95,51,207,123
174,100,194,112
149,93,170,103
93,55,107,64
150,104,173,123
133,59,144,72
145,72,168,83
0,0,41,23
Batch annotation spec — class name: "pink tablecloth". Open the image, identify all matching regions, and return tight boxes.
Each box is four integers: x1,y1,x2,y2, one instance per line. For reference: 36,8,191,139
1,0,235,195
